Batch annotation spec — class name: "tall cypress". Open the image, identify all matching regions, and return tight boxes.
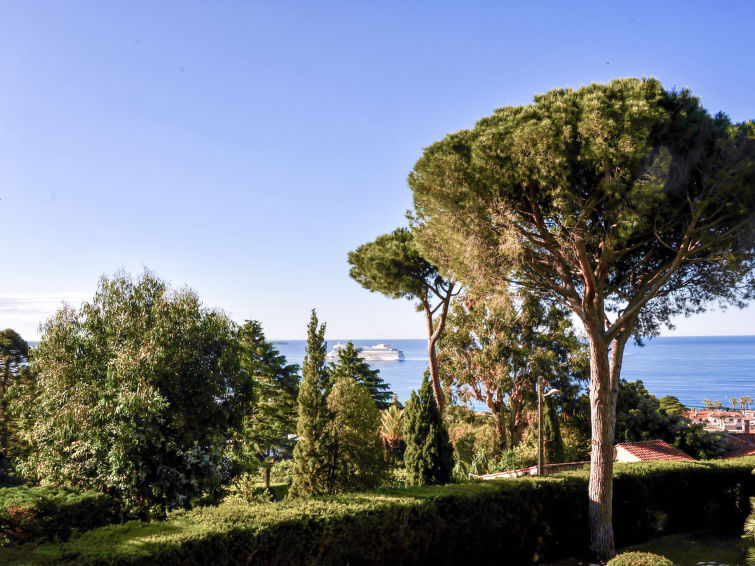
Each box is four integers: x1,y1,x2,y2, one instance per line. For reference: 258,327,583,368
329,342,393,409
290,310,331,497
542,396,565,464
403,371,453,485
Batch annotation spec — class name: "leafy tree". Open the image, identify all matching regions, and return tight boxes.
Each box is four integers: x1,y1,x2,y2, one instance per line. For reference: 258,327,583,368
410,78,755,558
234,320,299,489
349,227,458,414
403,372,453,485
290,310,331,497
0,329,30,477
322,377,384,493
658,396,686,416
17,271,252,513
380,401,405,465
329,341,392,409
438,290,586,450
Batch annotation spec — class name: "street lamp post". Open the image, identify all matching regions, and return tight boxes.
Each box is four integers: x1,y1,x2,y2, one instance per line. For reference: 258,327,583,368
537,376,560,476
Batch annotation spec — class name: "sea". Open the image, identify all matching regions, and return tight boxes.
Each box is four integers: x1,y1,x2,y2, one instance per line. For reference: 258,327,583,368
273,336,755,410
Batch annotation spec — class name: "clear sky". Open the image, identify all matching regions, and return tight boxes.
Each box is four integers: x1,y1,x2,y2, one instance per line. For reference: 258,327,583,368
1,1,754,341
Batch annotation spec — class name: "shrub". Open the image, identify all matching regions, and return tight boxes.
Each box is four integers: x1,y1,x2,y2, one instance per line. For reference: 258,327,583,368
606,551,673,565
2,457,752,565
0,485,121,546
269,459,295,485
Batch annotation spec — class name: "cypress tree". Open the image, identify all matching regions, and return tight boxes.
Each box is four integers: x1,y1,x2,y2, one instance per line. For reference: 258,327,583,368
403,371,453,485
329,342,393,409
290,310,331,497
542,396,565,464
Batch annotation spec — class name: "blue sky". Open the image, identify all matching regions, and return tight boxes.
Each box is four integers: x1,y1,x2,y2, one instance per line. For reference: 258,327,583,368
1,1,754,340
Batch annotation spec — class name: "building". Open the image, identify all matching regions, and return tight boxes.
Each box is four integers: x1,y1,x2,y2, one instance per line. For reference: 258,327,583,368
614,440,694,463
684,409,751,433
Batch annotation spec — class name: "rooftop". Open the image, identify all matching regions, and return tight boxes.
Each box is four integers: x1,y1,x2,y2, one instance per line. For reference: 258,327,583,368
615,440,694,462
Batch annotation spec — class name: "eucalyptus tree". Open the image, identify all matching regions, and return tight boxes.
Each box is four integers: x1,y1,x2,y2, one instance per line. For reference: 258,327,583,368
0,329,29,475
410,78,755,558
348,227,458,414
438,290,586,450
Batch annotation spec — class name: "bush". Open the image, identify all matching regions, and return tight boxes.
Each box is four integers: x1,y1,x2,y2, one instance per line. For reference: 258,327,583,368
606,551,673,565
2,457,752,565
0,485,121,546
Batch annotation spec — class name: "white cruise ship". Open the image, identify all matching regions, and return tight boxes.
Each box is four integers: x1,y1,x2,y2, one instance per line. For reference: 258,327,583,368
326,343,404,361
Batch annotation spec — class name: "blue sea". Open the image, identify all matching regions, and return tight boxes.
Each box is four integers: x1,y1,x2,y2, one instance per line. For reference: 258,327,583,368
274,336,755,410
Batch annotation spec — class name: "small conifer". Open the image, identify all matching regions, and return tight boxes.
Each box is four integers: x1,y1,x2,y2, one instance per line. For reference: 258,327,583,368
403,371,453,485
329,342,393,409
290,310,330,497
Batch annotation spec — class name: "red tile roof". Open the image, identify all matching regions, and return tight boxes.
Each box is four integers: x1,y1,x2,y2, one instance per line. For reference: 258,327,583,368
727,434,755,458
684,410,745,419
616,440,694,461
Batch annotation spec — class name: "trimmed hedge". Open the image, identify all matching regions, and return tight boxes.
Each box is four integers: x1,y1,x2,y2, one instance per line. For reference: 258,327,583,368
0,486,121,546
2,457,753,565
606,551,673,565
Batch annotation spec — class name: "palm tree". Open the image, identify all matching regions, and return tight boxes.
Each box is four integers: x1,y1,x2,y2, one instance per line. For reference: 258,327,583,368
380,404,404,465
729,397,738,411
713,400,723,410
703,399,714,410
743,396,753,412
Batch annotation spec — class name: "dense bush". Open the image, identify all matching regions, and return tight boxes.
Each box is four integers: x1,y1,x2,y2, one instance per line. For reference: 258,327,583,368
0,485,121,546
2,457,751,565
17,272,256,513
606,551,673,565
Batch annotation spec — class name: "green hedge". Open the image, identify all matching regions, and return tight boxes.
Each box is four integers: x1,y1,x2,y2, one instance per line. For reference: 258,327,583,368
606,551,673,565
2,457,753,565
0,486,121,546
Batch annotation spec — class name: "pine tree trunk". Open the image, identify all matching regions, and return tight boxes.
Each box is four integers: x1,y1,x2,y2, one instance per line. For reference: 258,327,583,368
587,332,615,560
426,340,444,415
422,296,446,415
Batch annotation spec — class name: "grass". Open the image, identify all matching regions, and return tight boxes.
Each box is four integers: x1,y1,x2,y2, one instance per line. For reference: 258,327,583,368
622,532,748,566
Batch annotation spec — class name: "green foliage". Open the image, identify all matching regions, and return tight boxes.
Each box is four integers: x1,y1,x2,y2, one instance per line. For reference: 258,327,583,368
542,396,565,464
269,459,295,486
3,457,752,565
290,310,330,497
658,396,686,416
291,317,385,496
329,341,392,409
222,474,288,504
348,226,458,414
348,227,437,300
15,271,252,513
403,373,453,485
745,495,755,565
567,379,730,460
606,552,673,566
409,77,755,556
232,320,299,472
380,402,405,466
0,485,121,547
438,291,587,450
411,78,755,340
0,330,30,479
322,377,385,493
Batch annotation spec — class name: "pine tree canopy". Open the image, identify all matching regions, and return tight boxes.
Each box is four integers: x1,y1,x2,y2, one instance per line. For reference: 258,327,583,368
329,341,393,409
